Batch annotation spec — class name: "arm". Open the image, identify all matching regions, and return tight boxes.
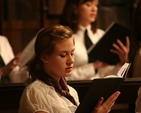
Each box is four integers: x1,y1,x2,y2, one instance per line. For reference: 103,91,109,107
0,53,21,78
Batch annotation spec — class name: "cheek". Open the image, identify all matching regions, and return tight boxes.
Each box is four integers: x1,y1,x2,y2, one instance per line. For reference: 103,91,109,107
50,58,66,69
78,10,88,19
80,7,88,13
82,8,91,17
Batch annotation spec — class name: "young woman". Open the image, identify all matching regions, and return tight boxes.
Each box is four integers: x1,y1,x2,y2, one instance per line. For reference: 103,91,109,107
60,0,130,80
18,25,120,113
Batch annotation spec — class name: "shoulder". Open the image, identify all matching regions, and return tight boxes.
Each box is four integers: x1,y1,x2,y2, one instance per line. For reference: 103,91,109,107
0,35,7,39
92,28,105,39
0,35,11,47
0,35,9,42
96,28,105,34
25,79,54,95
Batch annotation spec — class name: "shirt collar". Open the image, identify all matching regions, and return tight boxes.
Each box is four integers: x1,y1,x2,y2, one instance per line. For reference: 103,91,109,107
78,24,91,32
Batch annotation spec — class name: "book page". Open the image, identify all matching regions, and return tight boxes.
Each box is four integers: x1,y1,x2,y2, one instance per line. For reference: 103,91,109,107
105,63,130,78
117,63,130,77
105,75,121,78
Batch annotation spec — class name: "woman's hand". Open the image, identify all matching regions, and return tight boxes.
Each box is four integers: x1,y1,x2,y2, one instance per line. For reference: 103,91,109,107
92,91,120,113
0,53,21,77
110,36,130,65
93,60,109,69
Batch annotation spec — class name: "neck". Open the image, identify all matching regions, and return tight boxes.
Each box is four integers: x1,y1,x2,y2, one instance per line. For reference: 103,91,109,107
78,20,90,28
43,67,60,82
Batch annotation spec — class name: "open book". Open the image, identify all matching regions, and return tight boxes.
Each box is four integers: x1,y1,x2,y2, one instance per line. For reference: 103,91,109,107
75,63,131,113
88,22,130,65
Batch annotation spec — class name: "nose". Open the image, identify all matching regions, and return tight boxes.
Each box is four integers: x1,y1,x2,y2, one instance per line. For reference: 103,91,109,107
92,4,98,12
67,55,74,65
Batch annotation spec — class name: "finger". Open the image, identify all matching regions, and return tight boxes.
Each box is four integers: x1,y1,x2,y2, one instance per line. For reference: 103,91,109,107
107,101,115,110
111,41,127,56
116,36,130,53
125,36,130,50
112,43,123,54
92,97,104,112
15,53,21,59
117,40,128,54
110,48,120,55
107,108,111,113
105,91,120,105
101,92,120,113
12,59,21,66
95,97,104,108
113,42,120,50
115,40,126,54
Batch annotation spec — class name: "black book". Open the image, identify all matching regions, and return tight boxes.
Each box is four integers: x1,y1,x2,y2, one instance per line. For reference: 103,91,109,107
75,63,131,113
88,22,130,65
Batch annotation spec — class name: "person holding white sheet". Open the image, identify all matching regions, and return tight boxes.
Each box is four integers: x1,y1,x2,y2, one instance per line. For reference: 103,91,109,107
0,35,29,83
60,0,130,80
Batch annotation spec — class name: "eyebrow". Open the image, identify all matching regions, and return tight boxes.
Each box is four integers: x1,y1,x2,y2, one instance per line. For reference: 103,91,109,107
59,48,75,53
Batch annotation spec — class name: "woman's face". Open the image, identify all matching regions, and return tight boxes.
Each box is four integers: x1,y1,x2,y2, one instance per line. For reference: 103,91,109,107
42,37,75,81
77,0,98,27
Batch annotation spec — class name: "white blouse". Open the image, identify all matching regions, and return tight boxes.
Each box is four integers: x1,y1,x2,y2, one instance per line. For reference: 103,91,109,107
18,79,80,113
66,25,121,80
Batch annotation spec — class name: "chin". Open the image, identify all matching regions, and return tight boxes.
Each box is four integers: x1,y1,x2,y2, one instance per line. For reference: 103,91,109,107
65,73,71,77
90,19,96,23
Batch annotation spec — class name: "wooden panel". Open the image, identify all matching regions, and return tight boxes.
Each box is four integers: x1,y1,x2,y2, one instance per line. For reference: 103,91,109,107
3,21,40,54
1,0,41,54
0,78,141,113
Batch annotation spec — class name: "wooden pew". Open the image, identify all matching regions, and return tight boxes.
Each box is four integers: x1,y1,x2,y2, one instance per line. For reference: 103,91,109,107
0,78,141,113
68,78,141,113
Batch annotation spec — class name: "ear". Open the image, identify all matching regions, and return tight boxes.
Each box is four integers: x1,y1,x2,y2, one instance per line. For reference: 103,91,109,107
41,55,48,64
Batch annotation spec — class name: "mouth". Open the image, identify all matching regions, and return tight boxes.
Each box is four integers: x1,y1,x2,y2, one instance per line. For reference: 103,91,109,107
65,67,73,73
90,14,96,18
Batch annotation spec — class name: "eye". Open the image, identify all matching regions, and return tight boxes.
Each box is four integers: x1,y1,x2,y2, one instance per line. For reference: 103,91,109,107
71,50,75,56
71,53,74,56
94,3,98,7
85,2,92,7
60,55,66,58
60,53,67,58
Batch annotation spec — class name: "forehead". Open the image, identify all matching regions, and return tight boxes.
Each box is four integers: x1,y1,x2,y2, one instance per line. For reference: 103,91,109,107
81,0,98,3
54,37,74,51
